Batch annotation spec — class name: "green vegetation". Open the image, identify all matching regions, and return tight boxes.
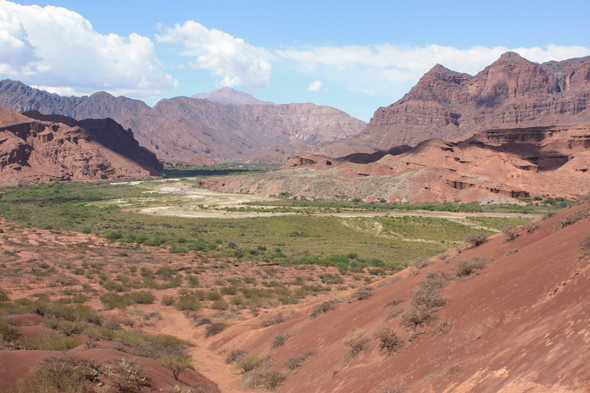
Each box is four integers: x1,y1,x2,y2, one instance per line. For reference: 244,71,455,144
469,216,531,230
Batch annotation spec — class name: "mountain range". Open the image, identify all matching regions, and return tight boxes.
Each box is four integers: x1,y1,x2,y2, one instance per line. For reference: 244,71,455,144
0,81,366,163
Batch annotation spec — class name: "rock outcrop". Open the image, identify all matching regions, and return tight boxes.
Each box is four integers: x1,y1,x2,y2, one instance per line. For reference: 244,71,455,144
329,52,590,153
200,123,590,204
0,107,161,182
192,86,274,105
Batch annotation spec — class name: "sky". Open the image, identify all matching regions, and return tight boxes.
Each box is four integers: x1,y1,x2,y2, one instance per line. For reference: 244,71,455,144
1,0,589,121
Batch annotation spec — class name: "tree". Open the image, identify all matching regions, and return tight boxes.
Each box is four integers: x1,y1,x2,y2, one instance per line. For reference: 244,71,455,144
158,354,194,380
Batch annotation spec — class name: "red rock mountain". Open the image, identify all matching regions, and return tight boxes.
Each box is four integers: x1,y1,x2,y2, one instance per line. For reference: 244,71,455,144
0,81,366,163
0,107,161,182
320,52,590,156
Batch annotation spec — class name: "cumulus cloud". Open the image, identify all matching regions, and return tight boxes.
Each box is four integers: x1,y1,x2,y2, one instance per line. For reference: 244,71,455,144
0,1,175,97
277,44,590,84
348,87,376,96
156,21,273,92
307,80,326,92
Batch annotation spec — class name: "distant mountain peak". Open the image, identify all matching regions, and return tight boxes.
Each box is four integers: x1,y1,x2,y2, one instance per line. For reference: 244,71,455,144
192,87,274,106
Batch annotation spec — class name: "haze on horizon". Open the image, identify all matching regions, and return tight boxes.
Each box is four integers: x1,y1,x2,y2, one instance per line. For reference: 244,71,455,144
1,0,589,121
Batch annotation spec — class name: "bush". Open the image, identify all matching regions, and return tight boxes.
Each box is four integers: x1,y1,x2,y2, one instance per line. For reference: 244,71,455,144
374,328,402,356
556,210,586,230
501,226,519,242
286,350,316,370
271,331,293,348
580,237,590,256
157,354,194,380
465,233,487,247
205,323,227,338
237,354,263,373
0,317,19,343
243,371,286,391
343,330,370,360
0,290,9,302
176,295,201,311
455,259,486,278
161,295,176,306
210,300,229,310
310,299,339,318
261,312,286,327
225,349,248,364
400,273,449,329
99,291,155,310
355,286,375,301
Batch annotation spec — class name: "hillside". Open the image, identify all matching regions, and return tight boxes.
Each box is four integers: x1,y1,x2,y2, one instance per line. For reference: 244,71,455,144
193,87,275,105
0,108,161,182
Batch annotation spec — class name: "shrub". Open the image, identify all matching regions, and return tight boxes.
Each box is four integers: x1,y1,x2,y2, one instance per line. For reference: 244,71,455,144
210,300,229,310
237,354,263,373
580,237,590,256
523,221,541,233
157,354,194,380
176,295,201,312
102,357,149,391
400,273,449,329
310,299,339,318
343,329,370,360
130,291,155,304
0,290,9,302
501,226,519,242
161,295,176,306
205,322,227,338
243,371,286,391
261,312,286,327
225,349,248,364
0,317,19,343
465,233,487,247
271,331,293,348
556,210,586,230
187,275,200,288
455,259,486,278
355,286,375,301
286,350,317,370
374,328,403,356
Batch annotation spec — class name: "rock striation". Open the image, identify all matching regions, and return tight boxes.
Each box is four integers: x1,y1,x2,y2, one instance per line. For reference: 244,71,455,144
0,107,161,182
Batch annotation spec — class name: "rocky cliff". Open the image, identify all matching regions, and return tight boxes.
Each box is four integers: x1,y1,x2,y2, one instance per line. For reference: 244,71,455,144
0,108,161,182
338,52,590,152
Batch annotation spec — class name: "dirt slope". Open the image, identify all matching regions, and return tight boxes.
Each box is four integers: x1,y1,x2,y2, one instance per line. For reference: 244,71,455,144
208,204,590,392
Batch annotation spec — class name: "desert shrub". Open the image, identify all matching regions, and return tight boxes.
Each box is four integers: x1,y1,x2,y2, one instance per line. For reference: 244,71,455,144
71,294,89,304
374,328,403,356
237,354,263,373
501,226,519,242
319,274,344,285
206,291,221,301
161,295,176,306
45,318,84,336
504,248,519,256
112,330,185,359
355,286,375,301
187,275,200,288
176,295,201,312
343,329,370,360
399,307,438,329
130,291,155,304
310,299,339,318
465,233,487,247
157,354,194,380
523,221,541,233
386,297,403,307
261,312,286,327
101,357,149,392
243,371,286,391
210,300,229,310
271,331,293,348
221,286,237,295
400,273,449,329
196,318,212,326
0,290,9,302
409,258,429,274
556,210,586,230
99,291,155,310
455,258,486,278
0,317,19,343
18,354,95,392
205,322,227,338
286,350,317,370
41,335,83,350
225,349,248,364
580,237,590,256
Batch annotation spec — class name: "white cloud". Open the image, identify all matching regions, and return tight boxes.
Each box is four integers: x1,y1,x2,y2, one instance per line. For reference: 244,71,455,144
348,87,376,96
277,44,590,84
156,21,273,92
0,1,175,97
307,80,326,92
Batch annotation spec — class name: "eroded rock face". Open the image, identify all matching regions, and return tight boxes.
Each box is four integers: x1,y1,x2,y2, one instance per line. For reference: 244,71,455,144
0,81,366,162
344,52,590,150
200,124,590,204
0,107,161,182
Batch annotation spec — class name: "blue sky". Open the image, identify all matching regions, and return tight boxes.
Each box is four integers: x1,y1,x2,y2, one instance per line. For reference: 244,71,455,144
2,0,589,121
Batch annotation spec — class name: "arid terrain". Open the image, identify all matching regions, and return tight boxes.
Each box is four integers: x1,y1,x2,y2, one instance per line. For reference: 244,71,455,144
1,197,589,392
